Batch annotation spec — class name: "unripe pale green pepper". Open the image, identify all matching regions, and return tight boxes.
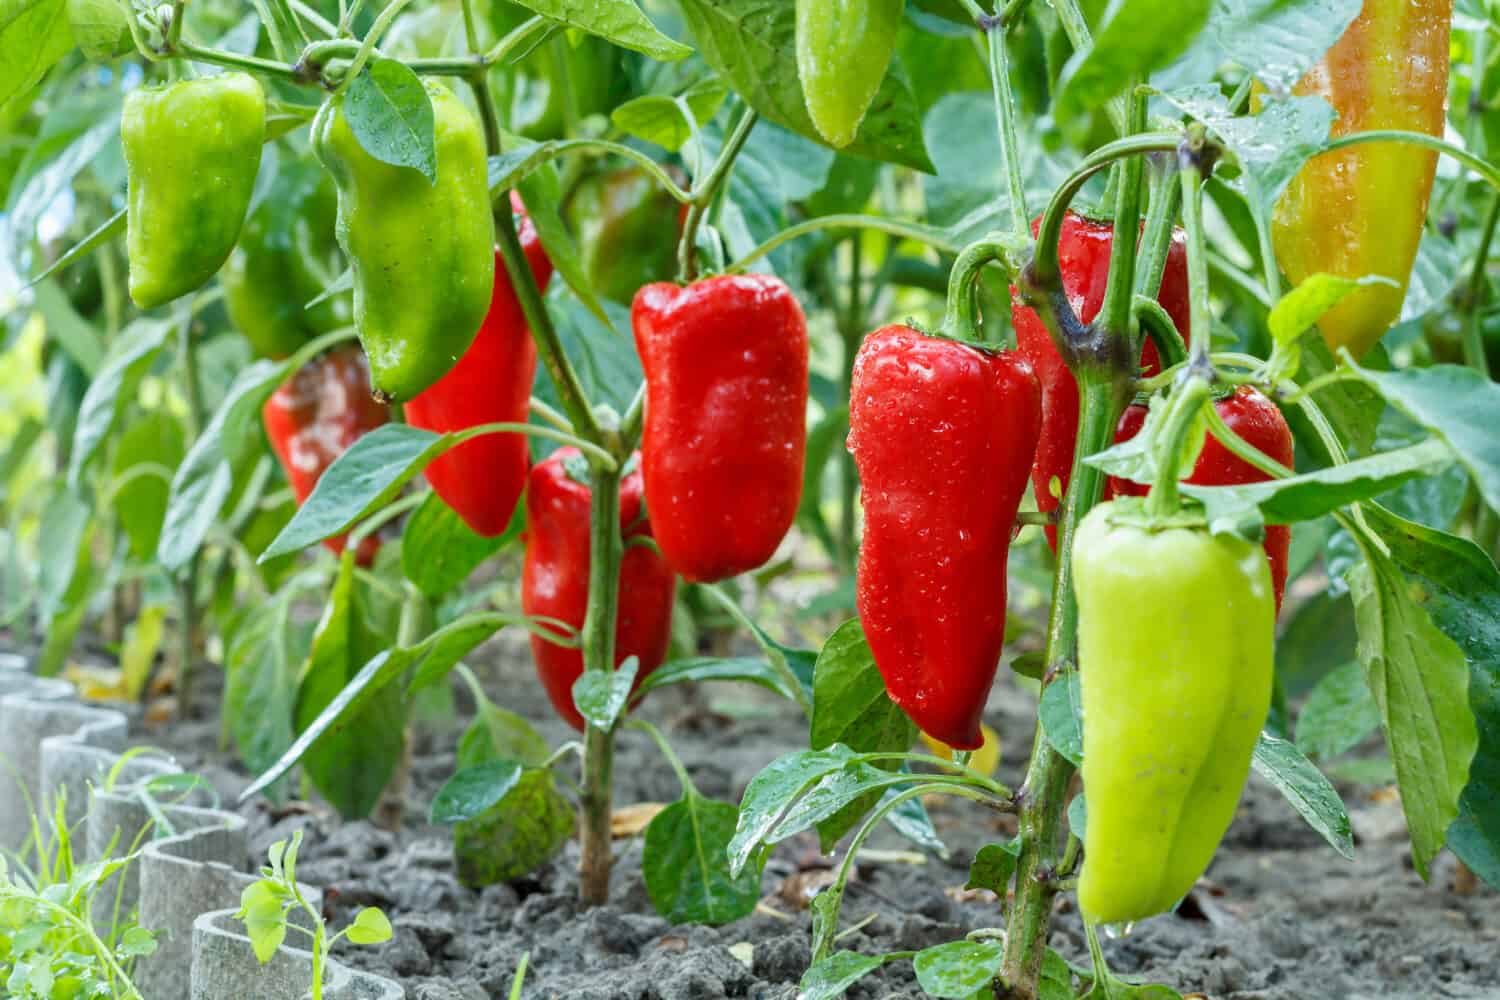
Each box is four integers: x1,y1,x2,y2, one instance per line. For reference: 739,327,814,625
122,72,266,309
1072,501,1274,925
311,81,495,402
795,0,903,148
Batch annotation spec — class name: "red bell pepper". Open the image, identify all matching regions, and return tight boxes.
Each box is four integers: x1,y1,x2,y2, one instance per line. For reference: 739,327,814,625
1012,211,1190,547
1108,385,1295,609
848,325,1041,750
521,447,677,730
405,194,552,537
261,343,390,565
632,274,809,583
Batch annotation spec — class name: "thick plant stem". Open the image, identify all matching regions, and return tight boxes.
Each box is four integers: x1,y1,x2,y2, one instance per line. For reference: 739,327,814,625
578,458,624,905
1001,377,1126,997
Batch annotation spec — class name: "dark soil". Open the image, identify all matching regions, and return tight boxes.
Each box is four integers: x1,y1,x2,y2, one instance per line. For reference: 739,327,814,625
139,625,1500,1000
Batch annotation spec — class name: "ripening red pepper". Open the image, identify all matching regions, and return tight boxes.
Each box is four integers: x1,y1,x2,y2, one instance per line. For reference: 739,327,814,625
262,343,390,565
632,275,809,583
848,326,1041,750
1108,385,1295,609
1012,212,1190,548
406,195,552,536
521,448,677,731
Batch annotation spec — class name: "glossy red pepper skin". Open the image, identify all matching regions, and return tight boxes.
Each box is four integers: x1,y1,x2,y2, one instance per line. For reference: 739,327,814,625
262,343,390,565
848,326,1041,750
1108,385,1295,609
1012,212,1190,548
632,275,809,583
406,197,551,536
521,448,677,731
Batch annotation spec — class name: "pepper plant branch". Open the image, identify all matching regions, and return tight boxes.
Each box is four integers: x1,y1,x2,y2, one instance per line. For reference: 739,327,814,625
1202,405,1293,480
1096,88,1148,343
578,458,625,906
1460,193,1499,378
288,0,337,38
979,5,1029,236
1134,154,1181,302
1000,376,1121,997
1133,296,1188,370
333,0,416,94
1027,132,1184,292
677,107,760,282
1321,130,1500,192
619,382,647,453
1142,141,1219,519
727,214,962,272
627,719,697,796
468,81,606,449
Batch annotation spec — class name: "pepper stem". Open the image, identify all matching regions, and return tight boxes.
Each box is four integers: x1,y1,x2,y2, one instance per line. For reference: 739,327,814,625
938,237,1013,342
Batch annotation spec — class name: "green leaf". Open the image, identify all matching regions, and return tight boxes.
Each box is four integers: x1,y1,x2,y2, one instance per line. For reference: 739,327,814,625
1067,793,1087,843
611,78,727,152
401,490,514,599
1295,661,1381,760
236,880,288,964
430,759,524,824
912,939,1006,998
117,925,157,958
1348,532,1477,879
1039,674,1083,767
66,0,126,58
676,0,933,171
260,423,452,561
458,700,549,770
9,113,119,274
1267,274,1395,357
343,60,437,183
643,794,761,925
345,907,392,946
109,411,185,560
728,745,860,875
1251,731,1353,859
508,129,611,329
572,655,640,731
964,838,1021,895
505,0,690,60
1358,506,1500,891
67,318,173,487
799,950,889,1000
241,611,506,803
35,484,90,623
1056,0,1212,124
295,554,406,819
0,0,73,111
31,279,105,375
1183,438,1456,526
1161,0,1361,92
158,358,284,572
809,619,917,848
1344,362,1500,515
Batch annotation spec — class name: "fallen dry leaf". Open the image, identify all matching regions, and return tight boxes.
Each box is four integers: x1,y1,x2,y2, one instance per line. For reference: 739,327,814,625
612,803,667,838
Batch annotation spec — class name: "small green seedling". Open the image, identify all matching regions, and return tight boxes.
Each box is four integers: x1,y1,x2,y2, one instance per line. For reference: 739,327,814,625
235,830,391,1000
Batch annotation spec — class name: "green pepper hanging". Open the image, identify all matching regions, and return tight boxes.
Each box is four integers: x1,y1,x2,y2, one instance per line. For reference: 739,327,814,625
312,80,495,402
1072,501,1275,925
122,72,266,309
